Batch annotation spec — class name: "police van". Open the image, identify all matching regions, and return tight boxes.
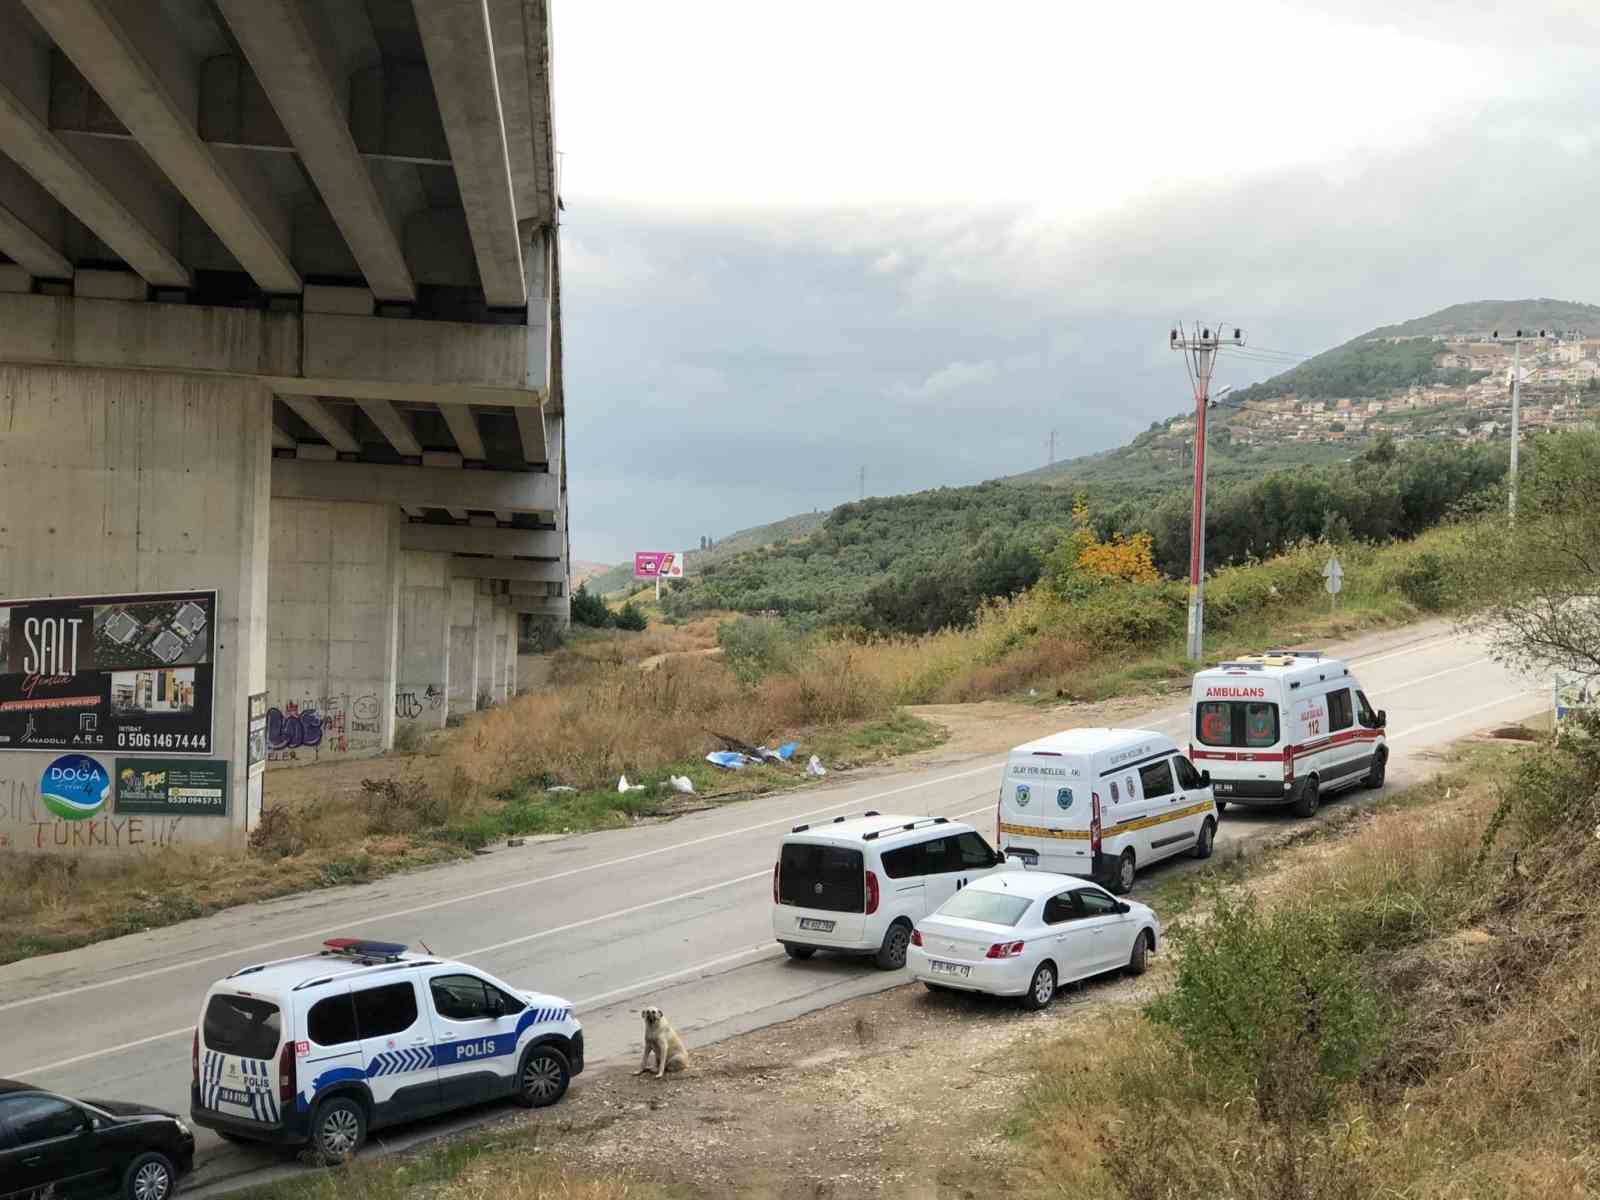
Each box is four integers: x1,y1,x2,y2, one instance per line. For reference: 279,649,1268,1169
1190,651,1388,817
773,813,1008,969
191,939,582,1160
995,728,1217,894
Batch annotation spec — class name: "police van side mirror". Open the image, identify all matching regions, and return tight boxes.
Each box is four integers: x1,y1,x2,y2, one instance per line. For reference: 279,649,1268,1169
486,996,505,1018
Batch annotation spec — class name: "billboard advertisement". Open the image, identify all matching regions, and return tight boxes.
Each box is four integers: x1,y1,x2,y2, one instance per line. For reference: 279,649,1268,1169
114,757,229,817
633,551,684,579
0,590,217,756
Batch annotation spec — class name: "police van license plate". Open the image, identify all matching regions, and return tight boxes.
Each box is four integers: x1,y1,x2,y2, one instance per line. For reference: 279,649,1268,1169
930,960,971,978
799,918,835,932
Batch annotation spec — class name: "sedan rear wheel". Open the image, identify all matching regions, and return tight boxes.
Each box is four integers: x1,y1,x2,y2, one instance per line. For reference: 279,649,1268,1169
1021,962,1057,1011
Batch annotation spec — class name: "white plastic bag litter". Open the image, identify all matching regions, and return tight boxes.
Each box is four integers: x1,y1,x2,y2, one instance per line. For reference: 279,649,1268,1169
806,755,826,778
669,775,696,795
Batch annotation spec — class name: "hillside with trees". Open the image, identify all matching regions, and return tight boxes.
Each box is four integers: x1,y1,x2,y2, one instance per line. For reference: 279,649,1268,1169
663,435,1510,631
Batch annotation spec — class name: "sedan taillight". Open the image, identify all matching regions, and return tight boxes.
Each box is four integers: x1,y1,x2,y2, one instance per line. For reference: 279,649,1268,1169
986,941,1026,959
910,928,923,947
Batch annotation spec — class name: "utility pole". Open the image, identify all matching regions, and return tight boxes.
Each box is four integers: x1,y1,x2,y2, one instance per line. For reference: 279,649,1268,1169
1170,322,1245,660
1493,327,1549,524
1046,429,1057,467
858,465,866,502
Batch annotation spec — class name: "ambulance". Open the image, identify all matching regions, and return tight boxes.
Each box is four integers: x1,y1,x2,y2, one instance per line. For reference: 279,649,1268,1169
1190,651,1388,817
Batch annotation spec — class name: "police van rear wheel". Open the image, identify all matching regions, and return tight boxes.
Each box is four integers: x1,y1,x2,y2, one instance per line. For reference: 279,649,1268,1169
310,1096,366,1163
1293,775,1321,818
516,1044,572,1108
1110,850,1136,895
1191,818,1216,860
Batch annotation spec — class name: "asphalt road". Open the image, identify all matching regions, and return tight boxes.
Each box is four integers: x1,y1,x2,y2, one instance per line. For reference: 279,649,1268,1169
0,619,1546,1193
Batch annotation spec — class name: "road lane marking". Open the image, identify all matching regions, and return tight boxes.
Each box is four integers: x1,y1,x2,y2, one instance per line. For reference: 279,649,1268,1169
1389,691,1537,741
573,943,777,1011
15,1026,195,1079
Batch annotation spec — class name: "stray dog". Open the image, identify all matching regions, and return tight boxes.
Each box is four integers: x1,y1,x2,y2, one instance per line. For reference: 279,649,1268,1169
637,1006,690,1078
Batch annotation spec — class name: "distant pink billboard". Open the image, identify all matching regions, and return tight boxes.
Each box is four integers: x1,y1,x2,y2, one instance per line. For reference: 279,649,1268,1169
633,551,683,579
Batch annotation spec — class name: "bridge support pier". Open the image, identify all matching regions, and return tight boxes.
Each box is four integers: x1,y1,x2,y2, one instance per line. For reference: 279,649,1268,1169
266,498,400,766
397,552,452,737
447,578,480,719
0,364,272,849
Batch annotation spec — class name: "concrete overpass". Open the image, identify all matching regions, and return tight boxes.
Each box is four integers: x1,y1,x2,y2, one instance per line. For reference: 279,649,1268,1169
0,0,568,849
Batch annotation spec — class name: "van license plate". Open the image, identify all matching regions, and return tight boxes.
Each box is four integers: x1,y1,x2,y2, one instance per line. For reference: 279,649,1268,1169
930,961,971,978
1214,782,1234,793
799,918,835,932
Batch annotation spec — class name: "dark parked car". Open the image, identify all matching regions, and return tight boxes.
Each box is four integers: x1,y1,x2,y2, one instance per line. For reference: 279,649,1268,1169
0,1079,195,1200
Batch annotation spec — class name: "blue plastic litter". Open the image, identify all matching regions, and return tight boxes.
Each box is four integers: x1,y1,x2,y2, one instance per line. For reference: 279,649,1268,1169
706,751,746,770
776,741,800,761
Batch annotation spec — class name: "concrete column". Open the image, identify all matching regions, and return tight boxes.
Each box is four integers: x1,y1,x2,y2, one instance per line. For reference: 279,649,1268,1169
396,552,451,736
475,588,498,709
266,499,400,766
0,364,271,852
447,577,479,719
489,598,508,700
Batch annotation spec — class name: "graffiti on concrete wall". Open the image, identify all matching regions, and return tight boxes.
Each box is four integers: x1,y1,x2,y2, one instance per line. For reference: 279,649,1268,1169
1,773,184,851
266,692,384,763
395,685,444,722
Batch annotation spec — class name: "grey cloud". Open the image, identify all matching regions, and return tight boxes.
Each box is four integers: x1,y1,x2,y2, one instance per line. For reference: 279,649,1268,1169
562,88,1600,563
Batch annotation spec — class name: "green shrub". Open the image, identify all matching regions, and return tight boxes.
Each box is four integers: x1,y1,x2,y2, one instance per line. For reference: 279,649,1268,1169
1482,711,1600,852
1061,582,1184,650
614,602,649,632
570,584,613,628
717,616,805,685
1147,892,1385,1126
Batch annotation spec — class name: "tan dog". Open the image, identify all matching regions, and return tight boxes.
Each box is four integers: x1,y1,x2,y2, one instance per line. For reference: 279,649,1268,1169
637,1006,689,1078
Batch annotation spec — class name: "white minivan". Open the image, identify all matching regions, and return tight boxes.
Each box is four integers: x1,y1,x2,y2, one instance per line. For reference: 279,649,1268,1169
994,728,1217,894
1190,650,1388,817
772,812,1006,969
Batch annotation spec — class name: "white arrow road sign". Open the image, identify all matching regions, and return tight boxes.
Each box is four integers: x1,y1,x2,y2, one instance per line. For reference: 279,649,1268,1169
1323,555,1344,595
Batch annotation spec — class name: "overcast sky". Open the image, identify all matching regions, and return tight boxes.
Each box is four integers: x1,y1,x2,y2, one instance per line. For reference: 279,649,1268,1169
551,0,1600,564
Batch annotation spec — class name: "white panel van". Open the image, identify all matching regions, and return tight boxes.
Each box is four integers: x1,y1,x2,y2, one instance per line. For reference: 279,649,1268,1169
995,728,1217,894
1190,650,1388,817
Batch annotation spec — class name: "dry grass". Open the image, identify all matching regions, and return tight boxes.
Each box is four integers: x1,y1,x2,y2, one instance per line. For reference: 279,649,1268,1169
1008,738,1600,1200
448,641,887,794
240,1133,662,1200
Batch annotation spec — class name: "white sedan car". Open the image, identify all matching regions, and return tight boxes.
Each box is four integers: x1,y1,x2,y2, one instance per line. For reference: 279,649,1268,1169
907,870,1160,1010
